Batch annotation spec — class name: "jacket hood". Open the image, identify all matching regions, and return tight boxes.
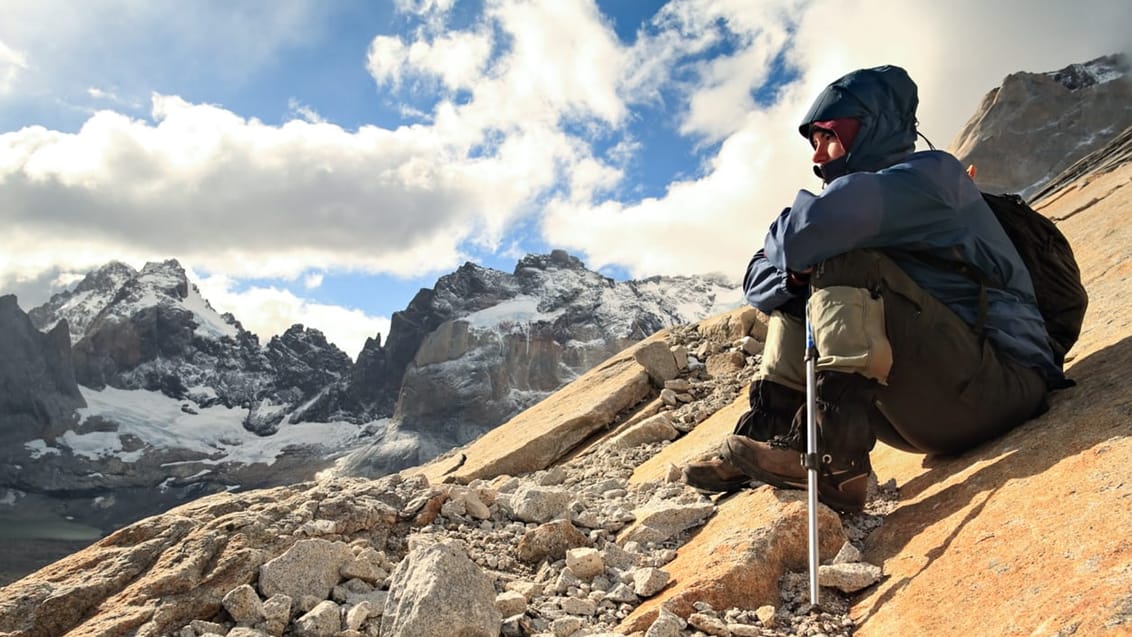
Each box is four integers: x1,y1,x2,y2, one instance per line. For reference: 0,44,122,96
799,65,919,181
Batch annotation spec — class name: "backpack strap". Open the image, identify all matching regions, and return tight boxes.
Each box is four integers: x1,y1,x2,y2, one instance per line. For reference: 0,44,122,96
894,249,999,337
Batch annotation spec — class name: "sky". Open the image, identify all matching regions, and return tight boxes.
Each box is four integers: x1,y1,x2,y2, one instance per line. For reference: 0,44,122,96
1,0,1129,359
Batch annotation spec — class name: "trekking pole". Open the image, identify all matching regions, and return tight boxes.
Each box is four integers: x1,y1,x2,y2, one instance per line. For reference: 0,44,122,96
804,312,820,608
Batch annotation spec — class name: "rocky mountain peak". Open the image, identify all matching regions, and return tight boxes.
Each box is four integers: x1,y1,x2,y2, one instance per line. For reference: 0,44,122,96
75,260,137,293
28,260,138,344
515,249,588,273
124,258,190,302
1047,53,1128,91
949,52,1131,197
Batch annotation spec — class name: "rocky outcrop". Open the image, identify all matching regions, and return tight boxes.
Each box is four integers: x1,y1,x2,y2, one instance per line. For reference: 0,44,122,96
1,305,845,637
949,53,1131,197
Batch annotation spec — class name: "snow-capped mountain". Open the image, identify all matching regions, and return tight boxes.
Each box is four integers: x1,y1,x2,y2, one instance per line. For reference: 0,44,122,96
28,260,137,345
3,250,739,531
950,53,1131,198
341,250,740,476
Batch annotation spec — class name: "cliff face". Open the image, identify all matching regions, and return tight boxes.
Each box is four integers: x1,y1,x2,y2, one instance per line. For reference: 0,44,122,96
949,54,1132,197
0,295,84,451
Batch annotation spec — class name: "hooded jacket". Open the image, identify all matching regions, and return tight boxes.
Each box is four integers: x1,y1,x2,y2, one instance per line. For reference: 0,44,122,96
744,65,1062,386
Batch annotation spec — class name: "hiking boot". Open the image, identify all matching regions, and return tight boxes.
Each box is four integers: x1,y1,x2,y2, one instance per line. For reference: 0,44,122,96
722,434,870,513
681,457,750,493
722,434,807,490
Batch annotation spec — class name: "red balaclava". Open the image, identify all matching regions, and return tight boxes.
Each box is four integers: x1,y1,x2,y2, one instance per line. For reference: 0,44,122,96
809,118,861,152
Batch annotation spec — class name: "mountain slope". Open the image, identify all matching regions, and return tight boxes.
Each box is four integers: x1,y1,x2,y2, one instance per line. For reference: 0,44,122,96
949,53,1131,197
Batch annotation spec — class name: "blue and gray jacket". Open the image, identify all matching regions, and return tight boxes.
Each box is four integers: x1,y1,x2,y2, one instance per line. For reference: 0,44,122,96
743,65,1063,387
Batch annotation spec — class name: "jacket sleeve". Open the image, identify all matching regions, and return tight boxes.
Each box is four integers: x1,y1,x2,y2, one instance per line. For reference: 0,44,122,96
763,166,966,273
743,242,808,315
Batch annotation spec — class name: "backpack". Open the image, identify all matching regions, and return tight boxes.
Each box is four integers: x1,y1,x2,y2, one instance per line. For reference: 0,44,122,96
903,192,1087,378
980,192,1088,369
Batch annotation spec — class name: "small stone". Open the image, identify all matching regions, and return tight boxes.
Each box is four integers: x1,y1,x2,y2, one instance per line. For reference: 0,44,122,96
505,580,543,599
550,616,585,637
258,594,292,636
818,562,883,593
604,582,637,604
190,621,227,636
555,568,582,594
632,567,670,597
728,623,761,636
345,601,371,631
664,463,682,482
688,611,730,635
462,491,492,519
755,605,777,627
645,607,687,637
294,600,341,637
831,542,862,565
496,590,528,618
222,584,264,624
559,596,597,616
566,547,604,580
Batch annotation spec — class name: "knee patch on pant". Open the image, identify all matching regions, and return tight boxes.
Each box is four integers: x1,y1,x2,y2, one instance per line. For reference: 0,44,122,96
757,311,806,392
808,286,893,384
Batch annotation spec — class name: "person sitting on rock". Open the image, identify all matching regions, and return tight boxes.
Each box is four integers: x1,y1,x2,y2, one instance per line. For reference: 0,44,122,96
683,65,1063,513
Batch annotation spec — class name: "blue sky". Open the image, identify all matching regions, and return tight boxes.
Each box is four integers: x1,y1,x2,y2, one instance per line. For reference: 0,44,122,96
1,0,1129,358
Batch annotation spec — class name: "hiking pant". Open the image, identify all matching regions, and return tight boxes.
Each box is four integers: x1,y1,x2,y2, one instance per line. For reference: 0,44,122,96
755,250,1048,455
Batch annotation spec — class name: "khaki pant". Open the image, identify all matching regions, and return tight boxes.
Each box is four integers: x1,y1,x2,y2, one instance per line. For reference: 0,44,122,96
757,250,1048,455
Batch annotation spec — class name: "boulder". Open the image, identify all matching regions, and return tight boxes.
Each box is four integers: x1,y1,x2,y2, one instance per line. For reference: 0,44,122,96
380,542,501,637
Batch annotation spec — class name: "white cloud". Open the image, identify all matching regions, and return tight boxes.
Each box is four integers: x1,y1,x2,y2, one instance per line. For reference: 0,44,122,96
192,273,389,360
0,91,561,281
368,31,493,92
287,98,325,124
539,0,1132,279
0,40,28,95
2,0,1130,356
303,273,324,289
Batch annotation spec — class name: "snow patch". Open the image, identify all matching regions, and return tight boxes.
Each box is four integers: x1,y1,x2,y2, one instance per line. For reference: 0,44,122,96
183,284,239,339
71,386,368,466
24,439,61,459
463,296,565,329
0,489,23,506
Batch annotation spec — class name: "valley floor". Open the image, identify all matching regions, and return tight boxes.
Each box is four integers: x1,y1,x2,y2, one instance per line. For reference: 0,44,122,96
0,538,95,587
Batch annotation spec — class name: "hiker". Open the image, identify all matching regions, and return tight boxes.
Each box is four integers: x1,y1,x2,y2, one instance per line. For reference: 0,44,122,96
683,65,1063,513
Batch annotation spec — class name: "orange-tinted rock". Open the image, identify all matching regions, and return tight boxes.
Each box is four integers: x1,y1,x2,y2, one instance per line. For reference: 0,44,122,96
618,488,845,634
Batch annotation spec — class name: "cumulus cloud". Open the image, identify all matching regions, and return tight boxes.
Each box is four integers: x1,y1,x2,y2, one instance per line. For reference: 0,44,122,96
1,0,1129,355
541,0,1132,278
368,31,493,92
192,273,389,361
0,92,554,279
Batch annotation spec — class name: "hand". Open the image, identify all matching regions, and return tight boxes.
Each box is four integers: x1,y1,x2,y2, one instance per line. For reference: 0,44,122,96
786,269,811,288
